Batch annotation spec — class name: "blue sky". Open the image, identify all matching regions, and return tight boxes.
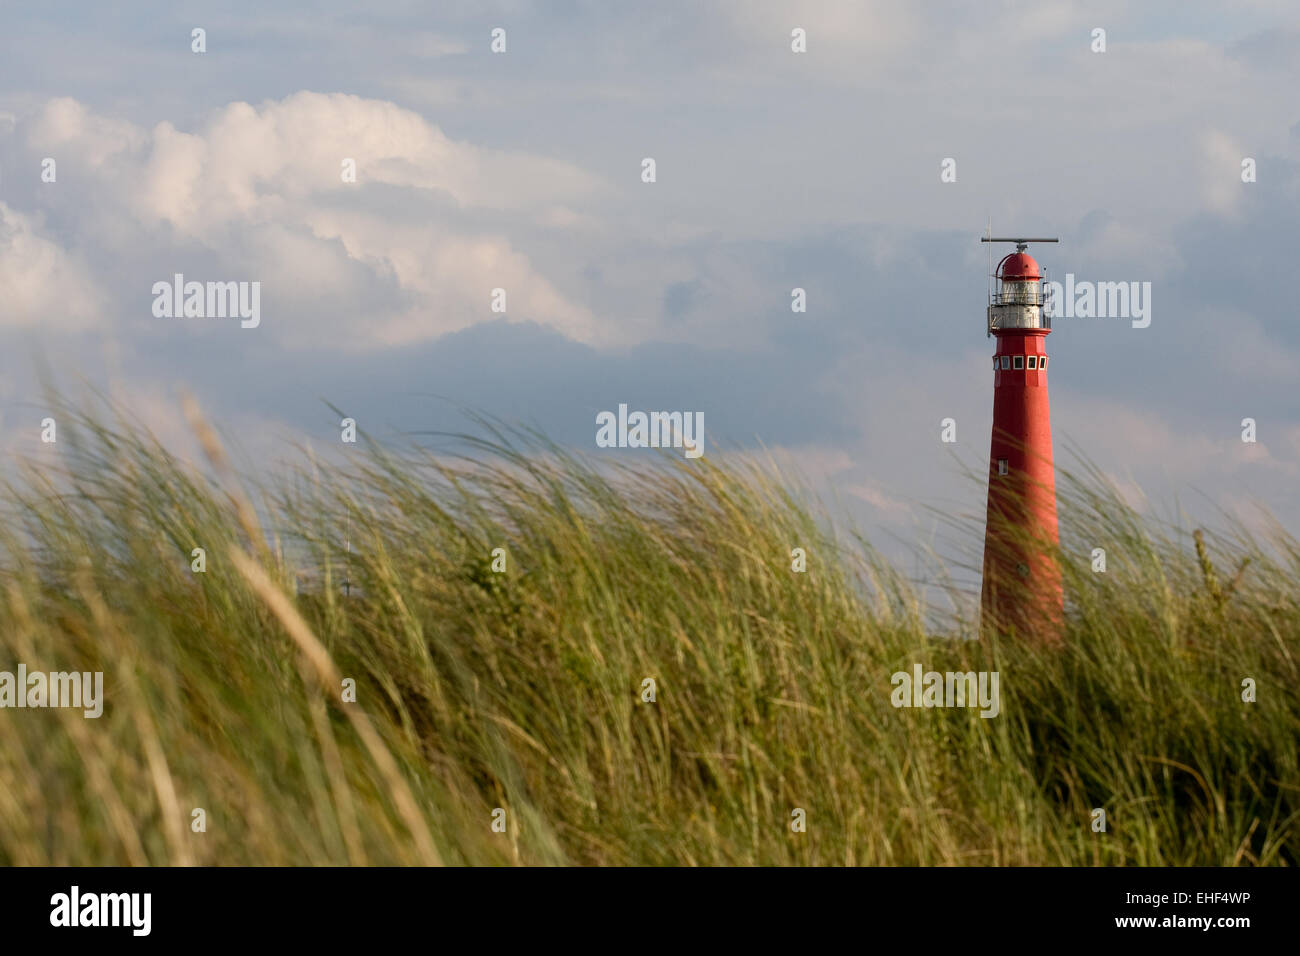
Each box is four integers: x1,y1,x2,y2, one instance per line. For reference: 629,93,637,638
2,1,1298,566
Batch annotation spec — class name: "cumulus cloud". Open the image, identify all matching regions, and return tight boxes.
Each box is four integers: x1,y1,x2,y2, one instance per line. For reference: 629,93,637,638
8,92,606,346
0,202,102,330
123,92,601,227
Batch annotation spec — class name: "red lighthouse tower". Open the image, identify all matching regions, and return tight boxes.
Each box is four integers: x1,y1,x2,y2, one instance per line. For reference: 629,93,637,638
980,237,1064,642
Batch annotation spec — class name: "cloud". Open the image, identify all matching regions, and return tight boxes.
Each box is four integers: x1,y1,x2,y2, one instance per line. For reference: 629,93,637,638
9,92,605,346
124,92,602,227
25,97,144,169
0,202,102,330
1200,129,1251,217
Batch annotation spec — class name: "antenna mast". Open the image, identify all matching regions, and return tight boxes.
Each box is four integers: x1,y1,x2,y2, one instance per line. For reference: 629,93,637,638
981,237,1059,251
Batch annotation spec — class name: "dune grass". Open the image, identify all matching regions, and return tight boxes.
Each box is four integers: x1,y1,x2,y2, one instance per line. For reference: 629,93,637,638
0,398,1296,866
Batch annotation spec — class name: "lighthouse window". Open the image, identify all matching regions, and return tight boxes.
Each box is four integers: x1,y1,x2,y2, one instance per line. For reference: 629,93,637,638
1027,356,1037,369
1041,356,1049,369
1000,356,1011,370
1013,356,1024,370
997,458,1009,475
992,357,999,370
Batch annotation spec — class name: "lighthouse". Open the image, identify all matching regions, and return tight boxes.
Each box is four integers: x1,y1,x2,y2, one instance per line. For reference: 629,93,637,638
979,237,1064,641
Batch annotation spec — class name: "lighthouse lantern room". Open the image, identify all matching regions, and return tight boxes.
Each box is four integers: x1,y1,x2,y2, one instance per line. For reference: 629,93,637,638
987,239,1053,335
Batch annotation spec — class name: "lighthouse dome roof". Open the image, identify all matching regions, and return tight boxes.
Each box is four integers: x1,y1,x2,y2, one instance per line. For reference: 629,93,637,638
997,251,1041,281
